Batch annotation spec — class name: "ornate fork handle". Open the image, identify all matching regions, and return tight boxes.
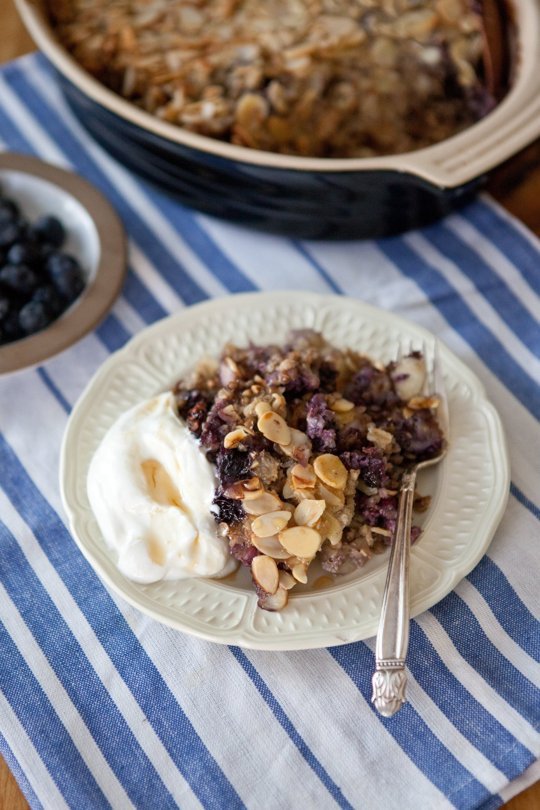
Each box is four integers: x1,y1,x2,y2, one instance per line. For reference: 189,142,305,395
371,468,416,717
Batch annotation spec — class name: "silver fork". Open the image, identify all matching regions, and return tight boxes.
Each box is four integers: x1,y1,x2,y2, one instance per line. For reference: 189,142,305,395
371,340,449,718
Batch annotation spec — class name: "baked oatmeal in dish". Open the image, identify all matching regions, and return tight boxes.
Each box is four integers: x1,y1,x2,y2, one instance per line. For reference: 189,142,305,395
47,0,495,158
173,330,444,610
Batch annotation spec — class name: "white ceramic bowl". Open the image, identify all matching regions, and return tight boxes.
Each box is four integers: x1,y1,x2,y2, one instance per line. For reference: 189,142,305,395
0,153,126,374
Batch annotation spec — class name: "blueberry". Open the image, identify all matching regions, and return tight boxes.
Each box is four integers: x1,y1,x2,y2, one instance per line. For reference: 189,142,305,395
0,296,10,322
0,221,25,249
47,253,84,302
7,241,41,267
0,199,20,225
32,284,63,316
19,300,52,335
31,215,65,248
0,264,39,296
2,309,23,341
46,251,79,276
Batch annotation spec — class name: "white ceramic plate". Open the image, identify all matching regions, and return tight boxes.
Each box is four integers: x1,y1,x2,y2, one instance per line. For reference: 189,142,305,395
60,293,509,650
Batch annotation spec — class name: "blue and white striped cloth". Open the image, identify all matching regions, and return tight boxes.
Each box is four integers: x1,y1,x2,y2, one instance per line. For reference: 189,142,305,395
0,52,538,810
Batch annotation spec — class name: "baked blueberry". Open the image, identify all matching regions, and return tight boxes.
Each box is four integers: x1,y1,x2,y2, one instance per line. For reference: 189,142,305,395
0,264,40,296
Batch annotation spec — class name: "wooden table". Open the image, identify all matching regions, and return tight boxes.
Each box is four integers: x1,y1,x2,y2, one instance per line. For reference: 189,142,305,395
0,2,538,809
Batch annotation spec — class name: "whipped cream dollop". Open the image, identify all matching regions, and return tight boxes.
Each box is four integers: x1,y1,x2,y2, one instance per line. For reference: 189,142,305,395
87,391,236,584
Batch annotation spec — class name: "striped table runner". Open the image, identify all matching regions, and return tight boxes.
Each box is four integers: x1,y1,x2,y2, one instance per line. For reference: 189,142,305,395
0,53,539,810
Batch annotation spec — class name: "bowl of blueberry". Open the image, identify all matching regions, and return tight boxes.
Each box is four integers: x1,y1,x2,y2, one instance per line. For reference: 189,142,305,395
0,152,126,374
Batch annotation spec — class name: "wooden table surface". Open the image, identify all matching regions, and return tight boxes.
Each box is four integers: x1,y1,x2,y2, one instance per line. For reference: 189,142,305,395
0,2,538,809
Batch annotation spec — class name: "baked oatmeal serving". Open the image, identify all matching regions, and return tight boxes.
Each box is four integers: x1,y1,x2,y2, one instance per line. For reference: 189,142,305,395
48,0,496,158
173,330,444,610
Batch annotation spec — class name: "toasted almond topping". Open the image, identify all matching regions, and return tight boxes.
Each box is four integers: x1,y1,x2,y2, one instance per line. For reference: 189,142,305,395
294,499,326,528
278,526,321,558
314,453,348,490
371,526,392,537
282,480,294,500
291,563,308,584
367,424,393,451
254,401,272,418
243,491,282,515
243,476,261,492
280,428,312,464
291,463,316,489
251,510,291,537
408,395,440,410
270,392,286,413
279,571,296,590
242,487,266,501
318,512,343,546
317,482,345,508
223,426,253,449
223,481,246,500
251,534,290,560
252,555,279,594
330,397,355,413
257,410,291,445
258,585,288,611
220,404,237,419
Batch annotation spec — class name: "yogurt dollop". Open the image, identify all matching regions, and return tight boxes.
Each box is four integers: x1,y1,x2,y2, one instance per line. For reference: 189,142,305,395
87,391,236,583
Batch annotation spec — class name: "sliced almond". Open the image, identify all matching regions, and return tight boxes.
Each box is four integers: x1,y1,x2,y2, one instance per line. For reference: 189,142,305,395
278,526,321,558
243,491,282,515
330,397,355,413
251,510,291,538
252,534,290,560
294,499,326,528
317,482,345,508
371,526,392,537
243,476,261,492
280,428,312,464
318,512,343,546
242,488,266,501
223,481,246,500
258,586,288,611
408,395,440,411
223,478,263,501
223,426,253,449
252,555,279,594
270,392,286,413
254,401,272,418
257,410,291,445
367,424,393,451
314,454,348,490
291,563,308,584
282,480,294,500
291,463,316,489
279,571,297,590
